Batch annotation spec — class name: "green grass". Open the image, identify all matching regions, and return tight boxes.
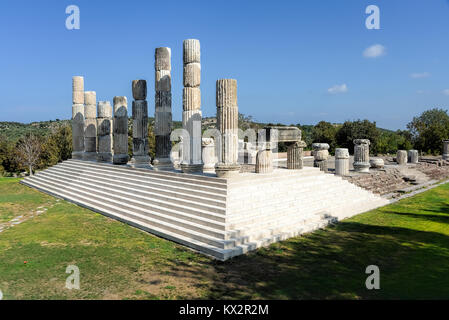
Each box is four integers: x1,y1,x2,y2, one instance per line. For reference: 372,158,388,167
0,177,448,299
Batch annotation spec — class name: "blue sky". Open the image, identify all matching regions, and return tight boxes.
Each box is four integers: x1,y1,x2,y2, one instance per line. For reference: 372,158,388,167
1,0,448,130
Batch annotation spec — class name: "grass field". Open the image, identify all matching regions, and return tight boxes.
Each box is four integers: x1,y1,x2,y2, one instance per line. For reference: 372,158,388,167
0,177,448,299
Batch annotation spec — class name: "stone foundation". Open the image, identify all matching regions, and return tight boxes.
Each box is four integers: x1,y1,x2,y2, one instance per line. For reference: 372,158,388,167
22,160,388,260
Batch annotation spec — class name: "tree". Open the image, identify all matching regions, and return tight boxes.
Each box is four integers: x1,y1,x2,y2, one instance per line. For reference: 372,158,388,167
238,113,255,131
296,124,313,149
376,129,413,155
312,121,338,153
148,119,156,161
336,120,379,154
16,134,42,175
407,108,449,154
396,130,413,151
40,124,72,168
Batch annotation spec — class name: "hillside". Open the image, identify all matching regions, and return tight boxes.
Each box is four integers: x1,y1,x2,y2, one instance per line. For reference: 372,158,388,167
0,120,71,142
1,117,391,149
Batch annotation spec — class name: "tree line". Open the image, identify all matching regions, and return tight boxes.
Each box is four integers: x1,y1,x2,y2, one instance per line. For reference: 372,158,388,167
306,108,449,155
0,108,448,176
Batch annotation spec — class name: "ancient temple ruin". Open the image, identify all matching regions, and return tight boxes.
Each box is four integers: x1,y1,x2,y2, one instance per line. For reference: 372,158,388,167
21,38,391,260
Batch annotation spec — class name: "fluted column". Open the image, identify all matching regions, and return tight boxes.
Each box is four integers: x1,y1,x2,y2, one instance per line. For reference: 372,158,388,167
113,96,128,165
443,140,449,160
256,149,273,174
287,141,307,169
181,39,203,173
335,148,349,176
396,150,407,165
215,79,241,178
97,101,113,162
353,139,370,173
154,47,173,170
313,143,329,172
83,91,97,161
131,80,150,167
71,76,84,159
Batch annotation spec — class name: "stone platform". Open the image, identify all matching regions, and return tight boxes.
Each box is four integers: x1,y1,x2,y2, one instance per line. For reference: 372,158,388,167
21,159,389,260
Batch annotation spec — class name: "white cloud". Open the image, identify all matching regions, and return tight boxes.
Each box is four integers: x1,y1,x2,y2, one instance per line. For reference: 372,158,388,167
443,89,449,96
410,72,430,79
363,44,386,58
327,84,348,94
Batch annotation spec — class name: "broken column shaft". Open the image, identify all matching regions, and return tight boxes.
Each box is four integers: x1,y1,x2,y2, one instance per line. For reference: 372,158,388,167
287,141,307,169
97,101,113,162
215,79,241,178
113,96,129,165
313,143,329,172
131,80,150,167
335,148,349,176
353,139,370,173
72,76,84,160
396,150,407,165
154,47,173,170
181,39,203,173
202,138,216,173
83,91,97,161
443,140,449,160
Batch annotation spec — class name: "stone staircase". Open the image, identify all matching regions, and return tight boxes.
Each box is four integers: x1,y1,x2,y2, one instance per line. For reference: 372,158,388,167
21,159,389,260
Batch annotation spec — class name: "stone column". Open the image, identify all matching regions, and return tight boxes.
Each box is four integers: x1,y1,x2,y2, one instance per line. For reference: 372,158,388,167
313,143,329,172
287,141,307,169
335,148,350,176
443,140,449,160
181,39,203,173
408,150,419,164
202,138,216,173
256,149,273,174
97,101,113,162
131,80,150,167
72,76,84,159
154,47,173,170
353,139,370,173
215,79,241,178
396,150,407,165
83,91,97,161
113,96,128,165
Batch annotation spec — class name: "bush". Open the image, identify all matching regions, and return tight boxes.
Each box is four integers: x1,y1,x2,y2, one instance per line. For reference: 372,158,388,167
407,108,449,154
335,120,379,154
312,121,338,153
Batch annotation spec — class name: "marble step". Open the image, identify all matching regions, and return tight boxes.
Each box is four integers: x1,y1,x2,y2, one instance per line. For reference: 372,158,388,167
28,172,228,226
61,161,227,193
22,160,390,261
21,178,252,251
227,187,378,224
39,167,226,208
64,159,227,190
49,164,227,202
22,177,244,261
24,175,231,238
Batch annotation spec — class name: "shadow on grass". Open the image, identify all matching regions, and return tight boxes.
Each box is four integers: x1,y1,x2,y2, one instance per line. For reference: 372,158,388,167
383,210,449,225
162,220,449,300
